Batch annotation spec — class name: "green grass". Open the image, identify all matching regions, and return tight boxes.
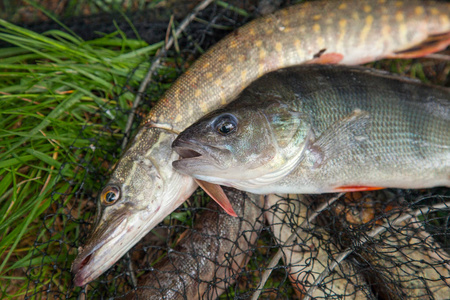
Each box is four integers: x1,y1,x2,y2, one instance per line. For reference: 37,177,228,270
0,0,167,24
0,2,448,299
0,17,165,298
0,3,244,298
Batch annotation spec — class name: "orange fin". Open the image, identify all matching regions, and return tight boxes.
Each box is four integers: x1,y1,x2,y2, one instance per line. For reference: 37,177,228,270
195,179,237,217
334,186,385,192
390,32,450,59
306,52,344,64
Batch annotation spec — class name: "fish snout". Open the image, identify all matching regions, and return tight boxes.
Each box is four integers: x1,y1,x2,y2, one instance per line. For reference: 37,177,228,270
172,137,228,177
172,137,204,159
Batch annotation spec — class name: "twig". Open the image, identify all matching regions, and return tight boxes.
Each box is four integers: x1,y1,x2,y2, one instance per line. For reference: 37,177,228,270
251,193,344,300
303,201,450,300
121,0,215,149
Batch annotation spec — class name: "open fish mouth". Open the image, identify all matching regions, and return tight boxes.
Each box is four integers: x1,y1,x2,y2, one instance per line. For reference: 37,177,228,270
172,138,216,169
172,138,204,159
72,251,93,276
72,215,129,286
172,138,234,177
72,245,104,286
71,200,171,286
175,146,203,160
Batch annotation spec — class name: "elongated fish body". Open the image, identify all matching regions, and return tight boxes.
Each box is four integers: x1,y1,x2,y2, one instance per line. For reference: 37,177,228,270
125,187,263,300
331,194,450,299
265,194,375,299
173,65,450,194
73,0,450,286
359,215,450,299
147,0,450,132
366,216,450,299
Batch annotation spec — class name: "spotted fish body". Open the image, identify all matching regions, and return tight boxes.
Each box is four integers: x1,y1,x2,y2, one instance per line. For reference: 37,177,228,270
125,187,262,300
147,0,450,132
332,197,450,299
173,65,450,194
265,194,376,299
72,0,450,286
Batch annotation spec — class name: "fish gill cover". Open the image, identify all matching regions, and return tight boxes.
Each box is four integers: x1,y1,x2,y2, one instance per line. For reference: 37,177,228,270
0,0,448,299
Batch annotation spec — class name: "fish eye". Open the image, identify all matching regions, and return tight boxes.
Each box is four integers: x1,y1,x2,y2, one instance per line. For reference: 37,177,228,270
100,185,121,206
213,114,238,136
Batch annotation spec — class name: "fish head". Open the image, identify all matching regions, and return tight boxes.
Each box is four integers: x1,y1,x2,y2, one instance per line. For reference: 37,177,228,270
172,89,311,187
72,127,197,286
173,109,267,176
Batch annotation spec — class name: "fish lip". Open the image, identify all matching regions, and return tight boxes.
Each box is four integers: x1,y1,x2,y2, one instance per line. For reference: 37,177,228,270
71,213,128,286
172,138,203,157
172,138,217,162
172,138,227,172
71,202,166,286
173,142,203,159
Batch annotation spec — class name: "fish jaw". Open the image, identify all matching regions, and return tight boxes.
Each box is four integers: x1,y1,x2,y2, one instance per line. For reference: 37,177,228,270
172,97,312,192
72,127,198,286
172,137,232,177
72,208,131,286
72,175,196,286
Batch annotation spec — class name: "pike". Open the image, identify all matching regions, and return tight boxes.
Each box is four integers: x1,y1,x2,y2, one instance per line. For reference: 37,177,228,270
264,194,376,299
173,65,450,194
72,0,450,286
333,195,450,299
365,215,450,299
125,187,262,300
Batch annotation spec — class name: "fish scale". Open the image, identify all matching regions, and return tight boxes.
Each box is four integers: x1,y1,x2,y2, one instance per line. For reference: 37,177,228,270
145,0,450,132
126,187,263,300
287,67,449,190
173,65,449,194
73,0,450,287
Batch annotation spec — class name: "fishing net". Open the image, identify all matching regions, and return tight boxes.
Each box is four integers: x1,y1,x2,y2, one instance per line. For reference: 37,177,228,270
2,0,448,299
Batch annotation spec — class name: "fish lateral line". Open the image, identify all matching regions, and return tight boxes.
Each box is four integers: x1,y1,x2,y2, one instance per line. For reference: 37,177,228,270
196,179,238,217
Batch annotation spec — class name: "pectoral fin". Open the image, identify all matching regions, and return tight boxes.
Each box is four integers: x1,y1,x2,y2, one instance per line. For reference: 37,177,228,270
312,110,388,192
307,109,373,173
313,109,371,159
195,179,237,217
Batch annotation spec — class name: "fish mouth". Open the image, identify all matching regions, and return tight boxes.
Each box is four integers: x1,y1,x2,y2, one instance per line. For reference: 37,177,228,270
72,253,97,287
175,146,203,160
172,138,216,165
72,188,190,286
172,138,226,176
72,252,92,276
72,200,170,286
72,214,129,286
172,139,204,159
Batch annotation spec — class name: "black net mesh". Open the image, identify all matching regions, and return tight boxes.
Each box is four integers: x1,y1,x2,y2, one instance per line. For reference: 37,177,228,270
1,0,448,299
269,190,450,299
